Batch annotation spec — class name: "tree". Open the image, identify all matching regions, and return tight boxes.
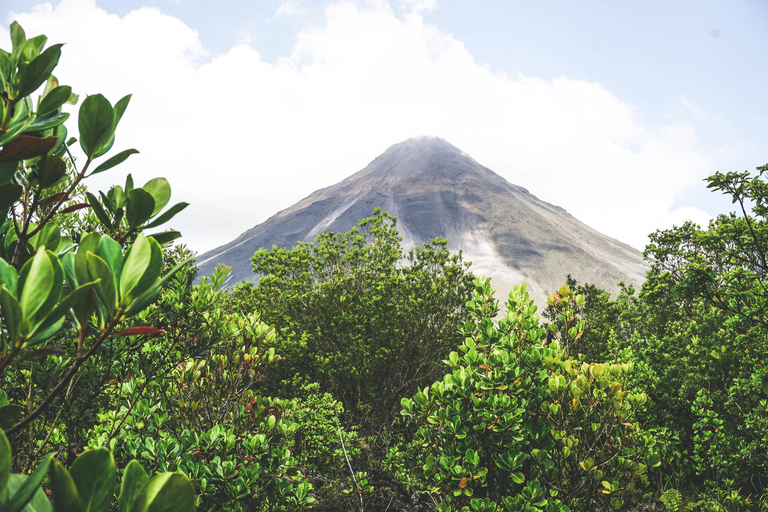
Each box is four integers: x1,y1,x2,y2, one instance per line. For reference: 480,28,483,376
400,279,659,512
0,21,194,511
237,209,476,433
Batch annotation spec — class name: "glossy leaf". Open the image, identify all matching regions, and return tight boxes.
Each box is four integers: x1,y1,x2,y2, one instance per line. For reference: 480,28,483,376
0,286,22,342
128,473,195,512
38,85,72,117
142,178,170,216
17,43,62,98
125,189,154,229
120,233,162,305
36,155,67,189
78,94,114,159
86,252,117,318
0,429,10,494
90,149,139,176
69,448,116,512
0,135,57,163
142,202,189,230
50,462,84,512
85,194,112,231
1,454,53,512
118,461,148,512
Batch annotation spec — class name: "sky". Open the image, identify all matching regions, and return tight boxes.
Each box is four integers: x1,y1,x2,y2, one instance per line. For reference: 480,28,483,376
1,0,766,254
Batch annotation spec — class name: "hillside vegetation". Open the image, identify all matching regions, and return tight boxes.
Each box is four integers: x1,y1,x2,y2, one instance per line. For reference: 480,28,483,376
0,23,766,512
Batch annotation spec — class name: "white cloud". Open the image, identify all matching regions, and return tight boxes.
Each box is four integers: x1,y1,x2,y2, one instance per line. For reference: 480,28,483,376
274,0,305,17
3,0,727,253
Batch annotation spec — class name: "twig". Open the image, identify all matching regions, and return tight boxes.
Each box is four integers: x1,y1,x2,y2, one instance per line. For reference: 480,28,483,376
336,419,364,512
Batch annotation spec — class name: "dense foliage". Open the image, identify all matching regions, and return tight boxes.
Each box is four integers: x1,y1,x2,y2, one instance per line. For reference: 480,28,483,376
1,20,767,512
237,209,476,433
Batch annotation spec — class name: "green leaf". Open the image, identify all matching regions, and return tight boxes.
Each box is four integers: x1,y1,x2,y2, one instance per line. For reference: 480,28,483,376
69,448,116,512
90,149,139,176
128,473,194,512
19,249,63,335
9,22,27,68
1,454,53,512
87,253,117,319
0,285,22,343
78,95,114,159
0,405,24,430
142,202,189,230
25,280,97,345
38,85,72,117
113,95,131,129
0,258,19,297
85,193,112,231
147,231,181,245
50,462,84,512
0,118,36,152
29,222,60,252
118,461,148,512
141,178,170,216
0,429,10,494
24,112,69,133
119,233,162,305
122,256,190,317
17,44,63,99
125,189,155,229
96,236,123,282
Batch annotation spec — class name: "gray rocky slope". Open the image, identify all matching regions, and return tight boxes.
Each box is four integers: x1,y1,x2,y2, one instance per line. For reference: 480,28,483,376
196,137,648,302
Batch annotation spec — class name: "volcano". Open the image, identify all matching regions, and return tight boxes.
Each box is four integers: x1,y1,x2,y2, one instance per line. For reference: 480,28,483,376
196,137,648,302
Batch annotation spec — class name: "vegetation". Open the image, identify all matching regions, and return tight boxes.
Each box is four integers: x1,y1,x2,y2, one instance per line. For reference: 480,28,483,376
0,20,767,512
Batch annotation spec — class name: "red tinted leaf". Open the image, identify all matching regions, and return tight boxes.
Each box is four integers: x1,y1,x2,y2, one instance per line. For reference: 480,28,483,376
0,135,58,162
59,203,90,214
112,326,166,337
19,348,64,360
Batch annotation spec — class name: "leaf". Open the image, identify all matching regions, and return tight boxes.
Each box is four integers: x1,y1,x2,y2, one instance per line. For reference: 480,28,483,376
50,462,84,512
24,112,69,133
119,234,162,305
0,135,58,163
112,327,165,337
0,429,10,494
78,94,114,159
17,44,63,99
141,178,170,216
122,256,190,317
85,193,112,231
90,149,139,176
125,189,154,229
2,454,53,512
59,203,89,214
147,231,181,245
118,461,148,512
69,448,116,512
18,348,64,360
142,203,189,230
113,95,131,129
0,257,19,295
0,183,22,210
128,473,194,512
38,85,73,117
30,222,60,253
36,155,67,189
0,405,24,430
87,253,117,318
0,286,22,343
19,249,63,335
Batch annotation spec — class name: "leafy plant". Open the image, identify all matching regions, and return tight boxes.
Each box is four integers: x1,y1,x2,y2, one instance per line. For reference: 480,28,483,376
401,279,659,511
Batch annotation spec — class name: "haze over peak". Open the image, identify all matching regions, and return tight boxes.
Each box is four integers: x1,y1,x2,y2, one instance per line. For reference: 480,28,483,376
197,138,648,302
